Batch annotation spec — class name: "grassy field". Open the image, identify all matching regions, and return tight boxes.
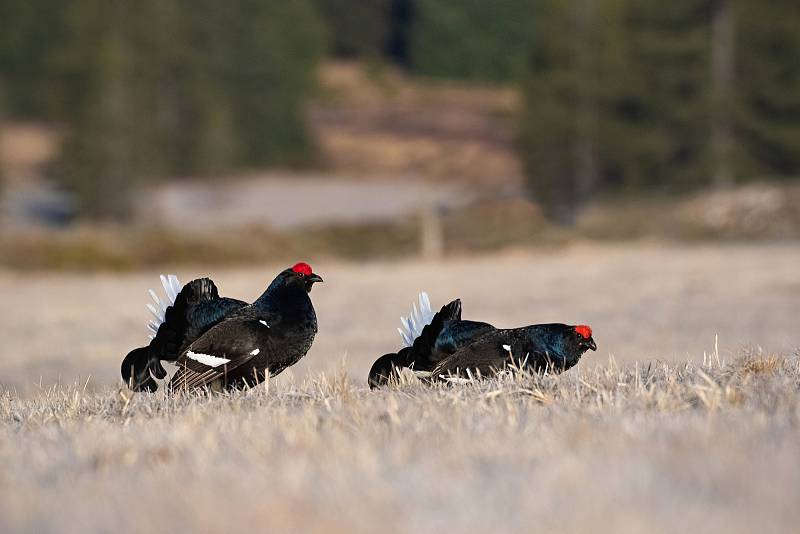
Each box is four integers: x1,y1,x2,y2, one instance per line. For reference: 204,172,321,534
0,242,798,532
2,242,798,394
1,354,798,533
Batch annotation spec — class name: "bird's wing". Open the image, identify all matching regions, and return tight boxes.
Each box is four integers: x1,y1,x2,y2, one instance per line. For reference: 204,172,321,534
184,296,247,342
430,336,531,379
169,318,270,392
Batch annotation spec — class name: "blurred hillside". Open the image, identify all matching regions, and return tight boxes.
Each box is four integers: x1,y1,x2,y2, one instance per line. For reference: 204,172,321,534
1,0,799,269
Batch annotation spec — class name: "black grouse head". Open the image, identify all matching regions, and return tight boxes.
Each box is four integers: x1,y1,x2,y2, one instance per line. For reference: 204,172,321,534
279,262,323,293
569,324,597,355
531,324,596,372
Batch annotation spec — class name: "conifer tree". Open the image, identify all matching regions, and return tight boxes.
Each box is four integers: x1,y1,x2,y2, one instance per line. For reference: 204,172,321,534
737,0,800,178
55,0,325,219
410,0,537,81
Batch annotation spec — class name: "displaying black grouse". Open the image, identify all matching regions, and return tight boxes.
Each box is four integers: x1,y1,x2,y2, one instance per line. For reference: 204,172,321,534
122,263,322,392
169,263,321,392
368,293,596,388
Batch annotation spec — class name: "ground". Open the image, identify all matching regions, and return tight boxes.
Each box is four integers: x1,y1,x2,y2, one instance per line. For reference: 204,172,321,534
0,243,799,532
1,353,798,533
1,242,798,394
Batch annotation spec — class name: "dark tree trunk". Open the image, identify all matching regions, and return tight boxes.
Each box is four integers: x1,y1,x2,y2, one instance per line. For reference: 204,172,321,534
711,0,736,188
574,0,598,202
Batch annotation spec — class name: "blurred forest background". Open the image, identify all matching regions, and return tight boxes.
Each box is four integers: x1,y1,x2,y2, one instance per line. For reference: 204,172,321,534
1,0,799,269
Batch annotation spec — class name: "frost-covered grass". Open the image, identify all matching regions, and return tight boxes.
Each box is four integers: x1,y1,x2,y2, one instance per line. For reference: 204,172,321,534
1,353,799,533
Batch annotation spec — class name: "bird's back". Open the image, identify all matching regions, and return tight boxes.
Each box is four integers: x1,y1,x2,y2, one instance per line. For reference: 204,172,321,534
432,324,584,377
183,297,247,348
154,279,247,361
435,320,496,356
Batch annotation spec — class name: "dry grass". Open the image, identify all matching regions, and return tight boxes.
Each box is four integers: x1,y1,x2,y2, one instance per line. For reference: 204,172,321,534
0,220,422,271
2,242,799,396
0,244,799,532
3,70,797,531
1,353,798,533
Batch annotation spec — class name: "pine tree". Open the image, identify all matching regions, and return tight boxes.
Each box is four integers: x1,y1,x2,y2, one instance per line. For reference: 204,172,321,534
737,0,800,178
314,0,391,58
0,0,70,118
520,0,715,223
711,0,735,187
0,85,5,203
624,0,711,188
410,0,537,81
217,0,326,167
54,0,325,219
58,0,165,219
520,0,629,223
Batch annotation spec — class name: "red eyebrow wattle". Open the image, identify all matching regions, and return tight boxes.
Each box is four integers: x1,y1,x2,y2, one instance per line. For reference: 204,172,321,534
575,325,592,339
292,262,313,276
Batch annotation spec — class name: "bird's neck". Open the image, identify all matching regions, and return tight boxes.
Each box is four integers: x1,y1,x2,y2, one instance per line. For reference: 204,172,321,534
514,325,568,357
254,283,313,316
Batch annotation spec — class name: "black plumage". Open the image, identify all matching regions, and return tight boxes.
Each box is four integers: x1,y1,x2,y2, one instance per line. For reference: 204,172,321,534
368,298,596,388
169,264,321,392
121,263,321,392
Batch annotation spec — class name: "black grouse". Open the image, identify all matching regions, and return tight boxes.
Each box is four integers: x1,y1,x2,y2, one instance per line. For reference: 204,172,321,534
122,263,322,392
368,293,596,388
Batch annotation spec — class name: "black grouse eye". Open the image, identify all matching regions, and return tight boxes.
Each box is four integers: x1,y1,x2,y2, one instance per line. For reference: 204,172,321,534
298,272,305,277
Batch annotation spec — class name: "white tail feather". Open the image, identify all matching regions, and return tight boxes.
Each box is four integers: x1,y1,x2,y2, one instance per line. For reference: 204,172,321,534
168,275,181,300
159,276,172,304
145,274,181,339
398,292,435,347
148,289,167,314
147,303,164,323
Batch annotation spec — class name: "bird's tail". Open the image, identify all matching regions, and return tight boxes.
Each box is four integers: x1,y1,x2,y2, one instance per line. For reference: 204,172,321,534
368,298,462,388
406,298,461,366
122,276,220,392
144,275,183,340
121,346,167,392
147,277,220,362
368,348,412,389
397,292,436,347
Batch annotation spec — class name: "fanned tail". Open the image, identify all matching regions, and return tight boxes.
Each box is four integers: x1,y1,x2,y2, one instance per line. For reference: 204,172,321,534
123,275,225,392
369,298,462,388
398,292,436,347
146,274,182,339
121,346,167,392
405,299,461,367
368,349,412,389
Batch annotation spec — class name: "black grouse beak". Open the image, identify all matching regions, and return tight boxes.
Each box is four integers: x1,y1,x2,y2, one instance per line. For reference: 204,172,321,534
586,338,597,351
308,273,323,284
